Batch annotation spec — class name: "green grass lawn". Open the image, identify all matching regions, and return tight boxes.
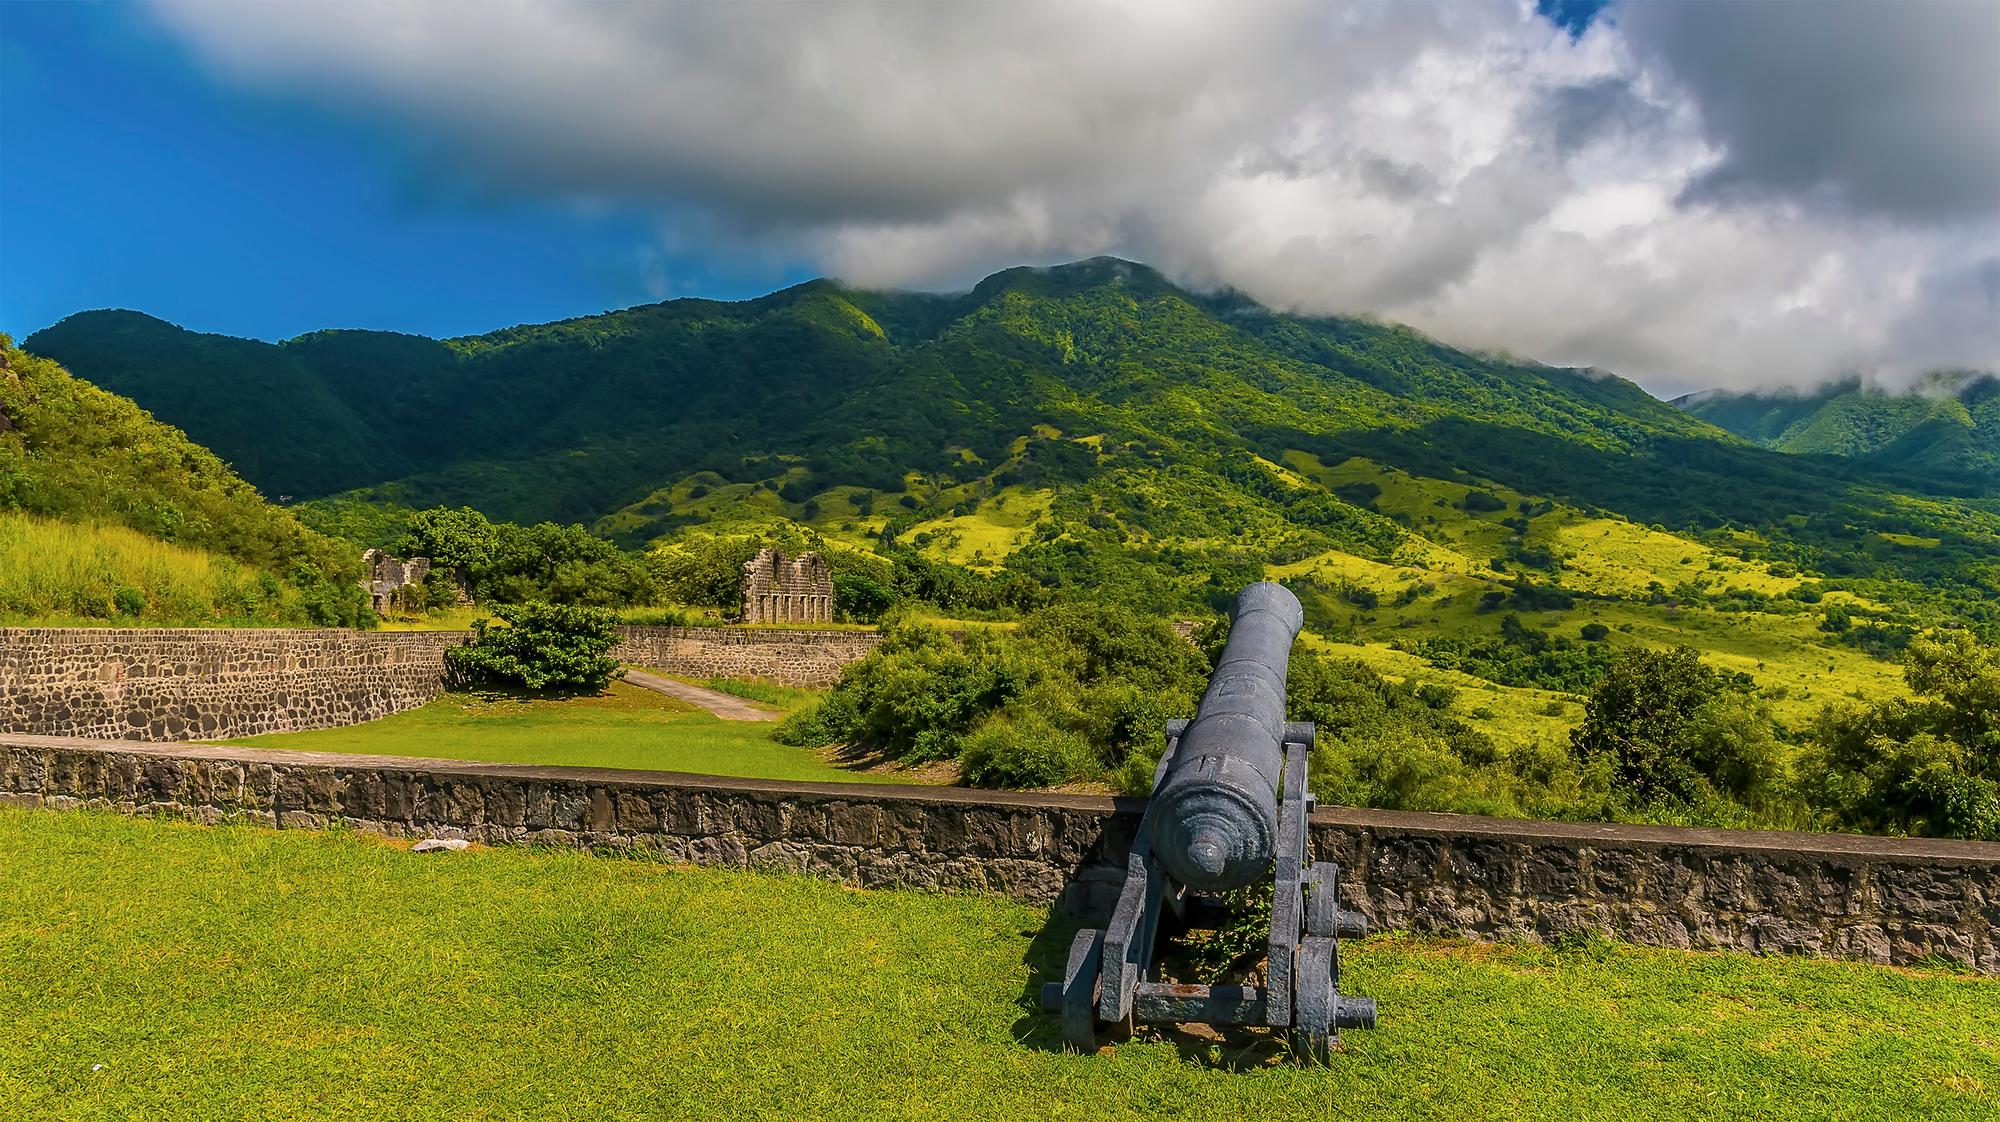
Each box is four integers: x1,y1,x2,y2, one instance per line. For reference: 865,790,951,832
211,680,899,784
2,809,1994,1121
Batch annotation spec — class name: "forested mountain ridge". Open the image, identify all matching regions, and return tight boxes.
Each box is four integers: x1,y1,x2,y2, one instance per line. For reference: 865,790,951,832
1676,372,2000,482
23,258,2000,639
30,258,1718,515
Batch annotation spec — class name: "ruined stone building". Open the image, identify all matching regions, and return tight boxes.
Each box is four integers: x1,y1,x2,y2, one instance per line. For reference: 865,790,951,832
361,549,433,616
741,548,834,624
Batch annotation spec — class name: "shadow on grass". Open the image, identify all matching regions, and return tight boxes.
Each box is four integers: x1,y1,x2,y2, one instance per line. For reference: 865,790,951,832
818,741,963,784
1010,873,1299,1069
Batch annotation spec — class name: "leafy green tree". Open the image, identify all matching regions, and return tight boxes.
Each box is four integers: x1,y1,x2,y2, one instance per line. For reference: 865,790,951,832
445,601,621,694
399,506,497,573
832,571,895,621
478,522,656,607
1802,631,2000,839
1571,646,1780,810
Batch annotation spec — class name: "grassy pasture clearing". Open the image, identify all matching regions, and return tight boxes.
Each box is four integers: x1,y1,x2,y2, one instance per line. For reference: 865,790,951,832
212,680,896,784
900,485,1056,570
1,809,1994,1122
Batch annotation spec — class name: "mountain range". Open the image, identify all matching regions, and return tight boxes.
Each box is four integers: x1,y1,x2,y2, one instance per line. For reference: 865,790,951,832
21,258,1999,627
18,255,2000,753
1676,372,1999,481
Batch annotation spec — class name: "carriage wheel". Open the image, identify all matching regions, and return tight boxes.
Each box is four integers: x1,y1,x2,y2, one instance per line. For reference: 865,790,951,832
1059,928,1104,1052
1291,936,1336,1064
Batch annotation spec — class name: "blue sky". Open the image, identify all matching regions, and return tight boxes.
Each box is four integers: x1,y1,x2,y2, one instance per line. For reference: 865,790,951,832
0,3,813,342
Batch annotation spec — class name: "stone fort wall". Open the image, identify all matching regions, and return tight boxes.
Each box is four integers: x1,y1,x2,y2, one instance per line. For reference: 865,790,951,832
3,734,1993,972
0,626,882,742
0,629,463,741
611,626,879,688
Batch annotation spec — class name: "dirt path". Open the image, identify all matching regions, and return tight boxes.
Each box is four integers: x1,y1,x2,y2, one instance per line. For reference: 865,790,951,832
620,669,781,722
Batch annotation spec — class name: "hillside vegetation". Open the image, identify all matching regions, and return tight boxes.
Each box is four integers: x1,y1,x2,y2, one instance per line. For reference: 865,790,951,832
1679,371,1999,481
0,337,366,626
22,260,2000,823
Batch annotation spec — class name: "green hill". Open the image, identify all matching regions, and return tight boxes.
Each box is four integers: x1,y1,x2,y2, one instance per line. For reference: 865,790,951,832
0,336,366,625
21,260,2000,721
1676,372,2000,481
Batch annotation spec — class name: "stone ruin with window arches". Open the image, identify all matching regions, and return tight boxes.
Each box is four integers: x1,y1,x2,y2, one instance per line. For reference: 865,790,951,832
741,548,833,624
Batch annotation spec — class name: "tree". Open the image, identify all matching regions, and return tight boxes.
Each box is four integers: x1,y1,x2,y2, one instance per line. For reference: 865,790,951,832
481,522,656,607
399,506,497,574
1572,646,1779,809
444,601,622,694
1802,631,2000,839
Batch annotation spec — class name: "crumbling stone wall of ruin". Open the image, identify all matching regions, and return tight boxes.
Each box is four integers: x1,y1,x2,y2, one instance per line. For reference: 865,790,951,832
741,548,834,624
360,549,438,616
612,625,878,687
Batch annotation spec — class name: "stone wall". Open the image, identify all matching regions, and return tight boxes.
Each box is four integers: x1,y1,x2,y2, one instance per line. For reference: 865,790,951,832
613,625,879,687
741,549,834,624
3,734,1993,972
0,625,882,742
0,630,462,741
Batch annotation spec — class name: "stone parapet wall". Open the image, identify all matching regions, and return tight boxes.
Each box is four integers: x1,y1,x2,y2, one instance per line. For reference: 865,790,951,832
3,735,1993,972
0,629,464,741
0,625,881,742
613,626,879,687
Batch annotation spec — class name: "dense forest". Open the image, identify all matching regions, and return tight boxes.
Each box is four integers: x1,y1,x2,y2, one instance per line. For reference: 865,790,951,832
1678,371,2000,481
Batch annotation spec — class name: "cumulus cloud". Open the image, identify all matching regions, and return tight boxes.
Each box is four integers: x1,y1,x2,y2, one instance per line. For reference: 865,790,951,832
147,0,1997,395
1617,0,2000,223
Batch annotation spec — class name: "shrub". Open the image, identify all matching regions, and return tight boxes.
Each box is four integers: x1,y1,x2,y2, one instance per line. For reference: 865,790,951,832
778,603,1207,787
960,711,1099,787
1800,631,2000,840
445,601,621,694
1461,490,1507,513
1571,646,1780,811
1579,622,1611,642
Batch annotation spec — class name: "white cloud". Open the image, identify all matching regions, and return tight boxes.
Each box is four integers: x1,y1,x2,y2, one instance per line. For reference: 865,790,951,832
148,0,1997,396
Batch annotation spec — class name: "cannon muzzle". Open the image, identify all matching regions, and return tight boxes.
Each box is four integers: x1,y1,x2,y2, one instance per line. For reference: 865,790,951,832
1145,582,1303,892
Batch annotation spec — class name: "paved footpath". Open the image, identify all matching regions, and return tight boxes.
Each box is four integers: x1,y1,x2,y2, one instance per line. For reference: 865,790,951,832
621,669,781,721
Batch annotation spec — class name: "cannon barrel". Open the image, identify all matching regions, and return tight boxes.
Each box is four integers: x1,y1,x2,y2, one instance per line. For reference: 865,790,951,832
1145,582,1303,892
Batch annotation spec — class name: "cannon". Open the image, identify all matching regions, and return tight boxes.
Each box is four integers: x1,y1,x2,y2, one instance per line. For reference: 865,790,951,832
1039,583,1375,1062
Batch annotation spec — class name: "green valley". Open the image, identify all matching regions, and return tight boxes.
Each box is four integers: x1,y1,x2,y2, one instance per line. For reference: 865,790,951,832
1678,371,2000,482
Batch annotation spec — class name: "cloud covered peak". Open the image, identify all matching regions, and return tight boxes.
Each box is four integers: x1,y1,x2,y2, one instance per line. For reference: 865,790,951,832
148,0,1997,396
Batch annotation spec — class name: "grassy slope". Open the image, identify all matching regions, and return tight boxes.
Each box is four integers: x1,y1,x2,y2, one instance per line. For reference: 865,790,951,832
0,338,365,626
210,681,898,785
0,511,290,626
2,809,1995,1121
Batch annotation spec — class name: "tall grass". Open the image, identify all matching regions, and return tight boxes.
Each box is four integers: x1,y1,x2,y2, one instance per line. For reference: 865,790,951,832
0,510,306,626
